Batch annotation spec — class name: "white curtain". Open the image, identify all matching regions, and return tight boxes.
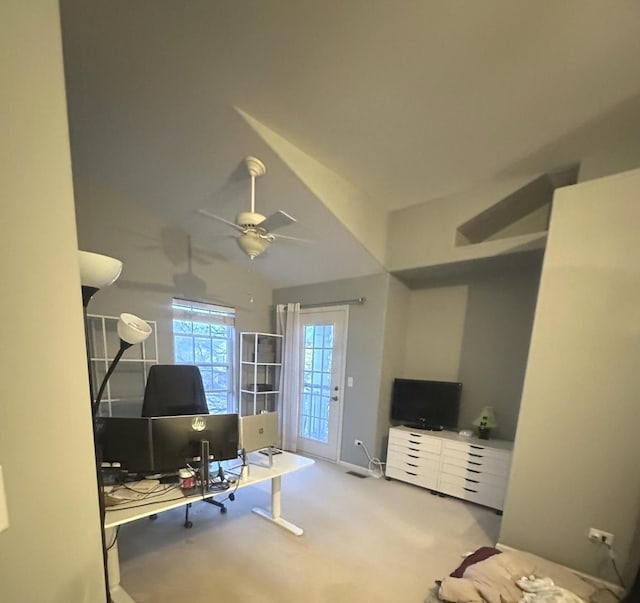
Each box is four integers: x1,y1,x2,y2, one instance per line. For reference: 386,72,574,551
276,303,301,452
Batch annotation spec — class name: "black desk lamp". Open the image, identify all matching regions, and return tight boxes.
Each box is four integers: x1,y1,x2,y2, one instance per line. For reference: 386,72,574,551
78,250,152,602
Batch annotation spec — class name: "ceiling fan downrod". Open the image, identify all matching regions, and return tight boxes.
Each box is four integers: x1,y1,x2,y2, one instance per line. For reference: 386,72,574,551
245,156,266,215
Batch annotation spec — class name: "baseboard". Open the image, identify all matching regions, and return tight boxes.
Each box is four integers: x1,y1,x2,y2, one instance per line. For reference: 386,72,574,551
496,542,626,597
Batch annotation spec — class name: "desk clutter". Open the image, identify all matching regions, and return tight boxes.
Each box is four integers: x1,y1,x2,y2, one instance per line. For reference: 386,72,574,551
102,464,238,508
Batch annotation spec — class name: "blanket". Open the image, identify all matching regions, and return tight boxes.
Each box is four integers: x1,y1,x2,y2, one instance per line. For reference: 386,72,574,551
434,550,619,603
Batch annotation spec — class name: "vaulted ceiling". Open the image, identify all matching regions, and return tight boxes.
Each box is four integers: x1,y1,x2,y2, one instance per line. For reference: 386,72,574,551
60,1,640,287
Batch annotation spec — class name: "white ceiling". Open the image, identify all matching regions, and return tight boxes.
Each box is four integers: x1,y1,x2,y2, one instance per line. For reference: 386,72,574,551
60,1,640,288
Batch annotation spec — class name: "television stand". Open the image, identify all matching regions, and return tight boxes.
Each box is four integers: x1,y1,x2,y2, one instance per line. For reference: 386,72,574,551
385,426,513,512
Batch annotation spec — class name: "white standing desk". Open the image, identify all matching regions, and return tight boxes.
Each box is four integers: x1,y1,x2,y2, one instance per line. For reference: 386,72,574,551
104,451,314,603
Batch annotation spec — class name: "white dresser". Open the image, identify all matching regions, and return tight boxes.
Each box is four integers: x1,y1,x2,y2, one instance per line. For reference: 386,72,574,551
385,426,513,512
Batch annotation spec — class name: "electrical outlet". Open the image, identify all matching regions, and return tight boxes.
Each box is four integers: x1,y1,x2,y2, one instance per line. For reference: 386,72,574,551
354,439,363,447
588,528,614,546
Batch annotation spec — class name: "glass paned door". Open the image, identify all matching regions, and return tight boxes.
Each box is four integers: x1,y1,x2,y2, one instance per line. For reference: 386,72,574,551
296,307,347,461
301,324,333,442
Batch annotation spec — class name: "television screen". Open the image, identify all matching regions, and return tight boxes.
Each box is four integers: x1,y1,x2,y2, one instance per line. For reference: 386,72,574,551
390,378,461,430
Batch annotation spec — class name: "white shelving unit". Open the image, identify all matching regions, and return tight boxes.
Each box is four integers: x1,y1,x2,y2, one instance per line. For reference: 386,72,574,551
239,332,282,416
88,314,158,417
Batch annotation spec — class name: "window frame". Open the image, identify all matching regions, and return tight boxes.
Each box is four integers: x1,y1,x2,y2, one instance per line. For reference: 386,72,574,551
171,298,236,414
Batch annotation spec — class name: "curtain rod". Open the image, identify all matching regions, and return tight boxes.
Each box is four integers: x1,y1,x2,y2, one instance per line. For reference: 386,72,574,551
300,297,366,309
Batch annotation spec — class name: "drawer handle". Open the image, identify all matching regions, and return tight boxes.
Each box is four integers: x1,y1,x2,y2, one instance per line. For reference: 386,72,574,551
464,487,478,493
468,461,481,466
470,445,485,450
466,469,480,474
469,453,483,458
406,471,417,476
409,433,422,438
408,447,419,452
407,463,418,468
465,478,479,484
408,440,420,445
407,454,419,459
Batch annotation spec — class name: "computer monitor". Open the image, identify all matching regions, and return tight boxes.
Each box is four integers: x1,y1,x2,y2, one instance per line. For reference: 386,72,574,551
152,414,239,470
239,412,279,453
97,413,239,475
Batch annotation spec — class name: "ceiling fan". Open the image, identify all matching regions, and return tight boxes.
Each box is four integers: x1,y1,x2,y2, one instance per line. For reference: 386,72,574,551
197,156,300,259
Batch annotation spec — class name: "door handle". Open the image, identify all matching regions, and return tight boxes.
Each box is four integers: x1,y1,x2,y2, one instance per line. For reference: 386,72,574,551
331,396,338,401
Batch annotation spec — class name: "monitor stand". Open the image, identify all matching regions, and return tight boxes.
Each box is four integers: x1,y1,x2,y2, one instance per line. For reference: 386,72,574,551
199,439,226,513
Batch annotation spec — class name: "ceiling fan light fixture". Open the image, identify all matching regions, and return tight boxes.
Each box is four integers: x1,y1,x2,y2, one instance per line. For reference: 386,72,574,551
237,231,270,260
236,211,265,229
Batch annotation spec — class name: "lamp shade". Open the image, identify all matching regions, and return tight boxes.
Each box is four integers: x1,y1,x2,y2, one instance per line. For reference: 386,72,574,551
237,231,270,260
472,406,497,428
117,313,152,345
78,251,123,288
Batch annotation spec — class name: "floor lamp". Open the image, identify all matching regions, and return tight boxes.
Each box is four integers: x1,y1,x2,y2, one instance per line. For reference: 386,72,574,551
78,251,152,602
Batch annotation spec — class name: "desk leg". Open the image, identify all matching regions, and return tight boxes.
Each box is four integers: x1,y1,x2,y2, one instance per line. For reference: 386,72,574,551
105,527,136,603
251,475,303,536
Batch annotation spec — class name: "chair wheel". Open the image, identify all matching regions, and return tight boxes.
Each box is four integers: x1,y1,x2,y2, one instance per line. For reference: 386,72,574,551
220,506,227,514
149,514,158,520
229,493,235,501
184,520,193,529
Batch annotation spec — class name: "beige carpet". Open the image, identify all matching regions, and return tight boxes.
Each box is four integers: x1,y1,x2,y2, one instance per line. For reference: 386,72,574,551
117,458,501,602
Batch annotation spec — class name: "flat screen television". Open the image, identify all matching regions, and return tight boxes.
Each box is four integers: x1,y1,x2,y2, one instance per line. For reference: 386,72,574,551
97,413,239,475
390,378,462,430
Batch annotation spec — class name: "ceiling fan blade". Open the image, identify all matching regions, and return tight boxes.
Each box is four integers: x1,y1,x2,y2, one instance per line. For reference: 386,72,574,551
196,209,244,232
259,210,296,232
272,233,314,243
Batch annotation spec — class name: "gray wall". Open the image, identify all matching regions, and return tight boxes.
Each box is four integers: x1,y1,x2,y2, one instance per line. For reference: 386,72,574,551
500,168,640,583
73,176,274,378
274,273,389,465
275,265,540,467
376,275,411,453
399,264,541,441
0,2,106,600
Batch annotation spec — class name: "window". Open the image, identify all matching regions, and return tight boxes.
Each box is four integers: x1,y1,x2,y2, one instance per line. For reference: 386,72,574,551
172,299,236,414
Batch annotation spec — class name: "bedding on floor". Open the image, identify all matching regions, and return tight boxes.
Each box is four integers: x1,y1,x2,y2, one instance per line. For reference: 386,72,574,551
425,548,621,603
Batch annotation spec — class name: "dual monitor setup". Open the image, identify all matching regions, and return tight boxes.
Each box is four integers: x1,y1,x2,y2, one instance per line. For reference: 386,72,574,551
390,377,462,431
97,364,280,487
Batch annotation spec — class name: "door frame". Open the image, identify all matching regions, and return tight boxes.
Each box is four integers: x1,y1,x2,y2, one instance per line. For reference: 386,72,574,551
297,305,349,462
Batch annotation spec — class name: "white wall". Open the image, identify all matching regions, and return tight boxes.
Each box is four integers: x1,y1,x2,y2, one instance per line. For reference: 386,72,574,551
500,168,640,583
579,135,640,184
388,173,547,272
0,2,106,601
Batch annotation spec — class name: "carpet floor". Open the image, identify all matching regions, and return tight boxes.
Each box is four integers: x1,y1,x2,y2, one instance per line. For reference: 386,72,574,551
117,457,501,602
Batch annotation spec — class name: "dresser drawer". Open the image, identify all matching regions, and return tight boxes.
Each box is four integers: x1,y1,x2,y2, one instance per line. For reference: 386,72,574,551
387,452,440,476
445,440,511,461
388,442,440,464
438,473,506,510
442,447,510,477
385,465,438,490
389,429,443,454
440,461,507,488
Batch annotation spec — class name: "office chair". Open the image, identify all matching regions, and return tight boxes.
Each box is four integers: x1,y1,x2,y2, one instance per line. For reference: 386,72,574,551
142,364,232,527
142,364,209,417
